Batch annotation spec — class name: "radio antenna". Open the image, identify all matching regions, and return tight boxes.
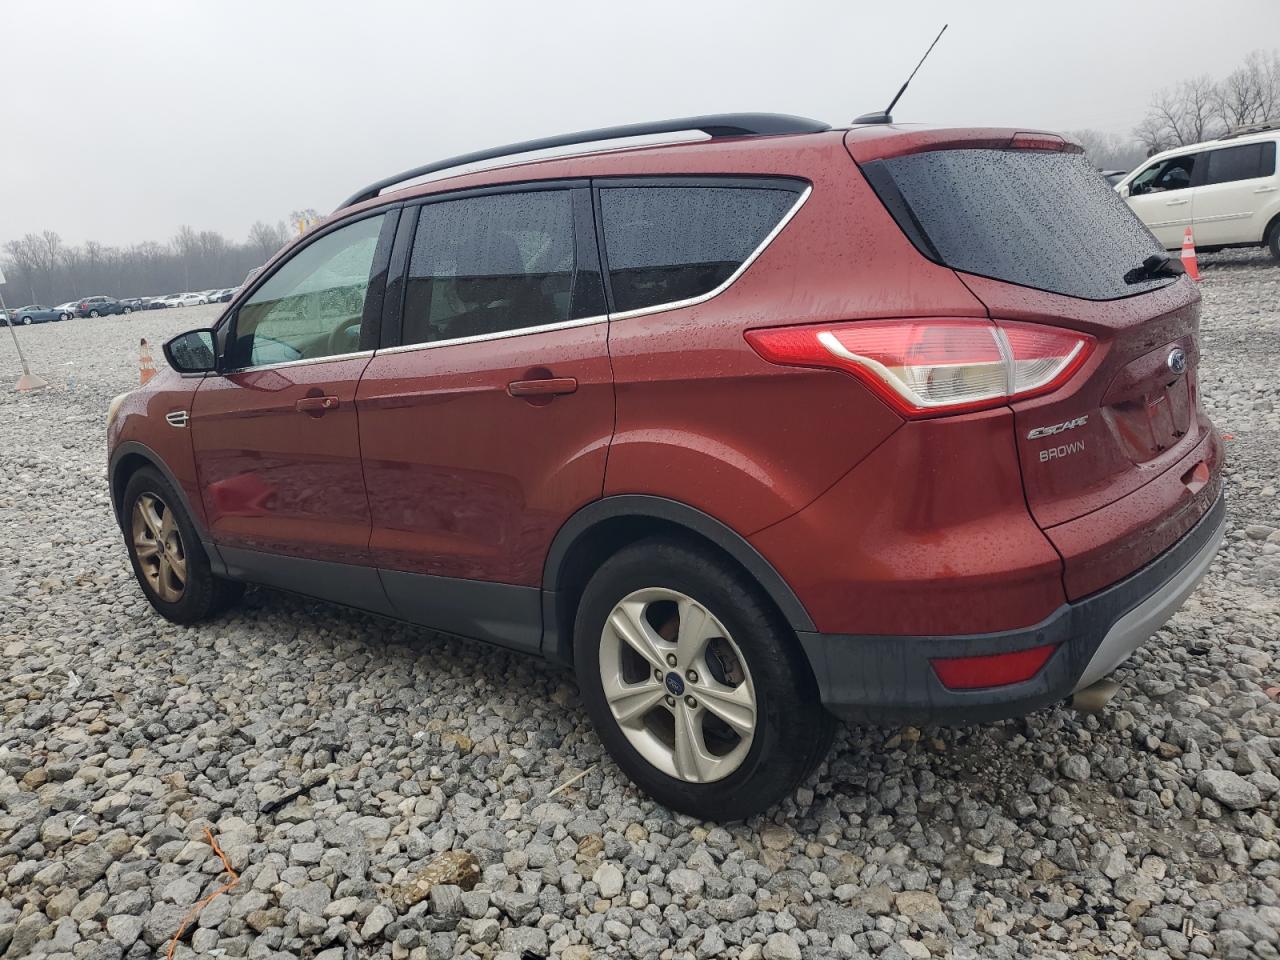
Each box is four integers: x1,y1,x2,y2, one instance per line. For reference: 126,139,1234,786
853,24,948,125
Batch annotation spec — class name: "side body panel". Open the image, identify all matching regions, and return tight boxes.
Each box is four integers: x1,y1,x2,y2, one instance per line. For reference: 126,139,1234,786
602,137,986,537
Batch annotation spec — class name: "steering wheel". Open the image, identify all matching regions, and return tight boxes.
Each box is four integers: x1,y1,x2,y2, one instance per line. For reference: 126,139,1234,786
328,317,363,355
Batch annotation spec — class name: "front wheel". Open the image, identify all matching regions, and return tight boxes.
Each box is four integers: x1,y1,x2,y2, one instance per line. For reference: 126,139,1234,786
20,317,31,325
122,467,244,624
89,309,100,318
574,538,834,820
60,313,71,321
123,306,132,315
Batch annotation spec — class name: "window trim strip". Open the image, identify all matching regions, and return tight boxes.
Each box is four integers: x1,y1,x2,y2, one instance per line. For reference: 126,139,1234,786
374,314,608,356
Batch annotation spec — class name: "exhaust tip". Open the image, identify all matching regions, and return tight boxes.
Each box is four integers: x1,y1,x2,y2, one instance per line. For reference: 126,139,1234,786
1071,678,1121,714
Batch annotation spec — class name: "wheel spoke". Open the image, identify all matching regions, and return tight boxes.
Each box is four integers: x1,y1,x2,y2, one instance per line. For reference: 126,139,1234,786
158,507,176,542
673,706,718,783
608,601,668,672
697,682,756,736
603,674,667,727
132,538,160,560
675,597,715,666
138,497,163,538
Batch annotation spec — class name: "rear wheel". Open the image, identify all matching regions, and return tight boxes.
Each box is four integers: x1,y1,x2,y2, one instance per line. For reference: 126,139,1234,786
574,538,834,820
20,316,31,325
89,309,100,318
123,306,132,315
1268,221,1280,262
122,467,243,623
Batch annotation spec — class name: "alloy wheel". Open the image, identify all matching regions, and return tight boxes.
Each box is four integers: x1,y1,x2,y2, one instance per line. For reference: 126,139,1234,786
131,492,187,602
598,587,757,783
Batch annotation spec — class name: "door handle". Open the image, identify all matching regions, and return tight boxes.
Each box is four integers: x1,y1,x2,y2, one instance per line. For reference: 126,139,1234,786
1254,186,1278,193
507,377,578,397
1165,198,1189,206
295,395,340,413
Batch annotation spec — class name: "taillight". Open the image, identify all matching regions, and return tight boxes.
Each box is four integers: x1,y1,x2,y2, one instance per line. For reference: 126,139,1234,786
745,319,1092,417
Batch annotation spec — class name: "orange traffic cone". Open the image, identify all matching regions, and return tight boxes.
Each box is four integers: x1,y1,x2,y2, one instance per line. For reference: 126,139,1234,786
139,338,157,385
1181,227,1201,282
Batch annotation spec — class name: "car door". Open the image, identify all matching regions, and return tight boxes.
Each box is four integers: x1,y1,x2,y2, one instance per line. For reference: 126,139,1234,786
356,184,612,652
1123,152,1199,249
190,208,398,610
1191,140,1278,247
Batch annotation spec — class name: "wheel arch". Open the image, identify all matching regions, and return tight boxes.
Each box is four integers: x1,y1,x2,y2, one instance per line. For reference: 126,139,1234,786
109,441,206,537
1264,210,1280,247
540,495,815,666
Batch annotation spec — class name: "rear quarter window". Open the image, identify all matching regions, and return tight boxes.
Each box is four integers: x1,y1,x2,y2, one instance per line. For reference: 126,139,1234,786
599,181,803,314
863,149,1171,301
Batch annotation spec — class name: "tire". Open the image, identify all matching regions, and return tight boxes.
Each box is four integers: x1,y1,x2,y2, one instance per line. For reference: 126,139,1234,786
574,537,834,820
89,309,100,318
123,306,132,315
121,467,244,624
1268,221,1280,262
21,316,31,325
60,313,71,321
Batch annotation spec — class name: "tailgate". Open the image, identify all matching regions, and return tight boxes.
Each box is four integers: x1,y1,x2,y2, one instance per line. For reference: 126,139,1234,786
856,139,1222,598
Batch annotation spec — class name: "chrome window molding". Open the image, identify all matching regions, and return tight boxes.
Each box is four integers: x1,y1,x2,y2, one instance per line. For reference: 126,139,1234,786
375,313,608,356
222,348,375,375
606,184,812,322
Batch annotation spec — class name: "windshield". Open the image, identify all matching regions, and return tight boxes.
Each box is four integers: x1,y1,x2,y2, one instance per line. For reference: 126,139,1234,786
862,149,1173,301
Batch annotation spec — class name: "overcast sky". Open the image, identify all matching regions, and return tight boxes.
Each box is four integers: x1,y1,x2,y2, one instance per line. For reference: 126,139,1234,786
4,0,1275,250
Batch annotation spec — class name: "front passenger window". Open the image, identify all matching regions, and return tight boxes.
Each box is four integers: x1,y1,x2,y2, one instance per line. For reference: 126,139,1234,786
229,214,385,368
1131,156,1196,194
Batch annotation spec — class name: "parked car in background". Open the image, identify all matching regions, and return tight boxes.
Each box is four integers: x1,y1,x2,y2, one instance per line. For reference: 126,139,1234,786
108,114,1224,819
122,297,145,312
1101,169,1128,186
212,288,235,303
147,296,173,309
76,296,132,317
170,292,209,307
1116,122,1280,257
11,304,70,324
55,300,80,317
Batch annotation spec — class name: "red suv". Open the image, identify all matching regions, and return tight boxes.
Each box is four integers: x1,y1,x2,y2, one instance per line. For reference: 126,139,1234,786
107,114,1225,819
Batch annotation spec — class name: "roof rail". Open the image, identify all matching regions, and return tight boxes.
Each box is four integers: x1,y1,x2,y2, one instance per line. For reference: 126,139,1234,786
1222,119,1280,140
335,113,831,210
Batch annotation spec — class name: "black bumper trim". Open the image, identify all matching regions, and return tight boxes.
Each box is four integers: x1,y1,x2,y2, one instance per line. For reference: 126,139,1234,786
797,493,1226,725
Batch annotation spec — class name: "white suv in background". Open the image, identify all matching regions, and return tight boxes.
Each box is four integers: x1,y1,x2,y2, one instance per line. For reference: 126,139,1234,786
1116,123,1280,259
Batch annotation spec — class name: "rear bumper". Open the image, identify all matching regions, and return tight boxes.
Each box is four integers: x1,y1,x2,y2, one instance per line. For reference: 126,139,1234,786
798,492,1225,725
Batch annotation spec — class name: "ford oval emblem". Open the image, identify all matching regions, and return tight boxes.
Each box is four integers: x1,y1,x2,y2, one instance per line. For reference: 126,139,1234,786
1167,347,1187,376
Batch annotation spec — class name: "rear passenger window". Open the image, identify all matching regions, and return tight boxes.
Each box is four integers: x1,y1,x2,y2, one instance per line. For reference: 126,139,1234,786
403,190,576,345
599,184,801,314
1204,142,1276,185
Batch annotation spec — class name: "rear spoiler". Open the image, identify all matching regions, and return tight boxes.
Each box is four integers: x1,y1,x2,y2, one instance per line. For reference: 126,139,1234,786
845,126,1083,164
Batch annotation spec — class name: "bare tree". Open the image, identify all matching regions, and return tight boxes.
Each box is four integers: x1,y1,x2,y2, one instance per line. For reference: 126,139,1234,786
1135,49,1279,151
171,225,198,290
1214,50,1280,129
1066,129,1148,171
247,220,289,262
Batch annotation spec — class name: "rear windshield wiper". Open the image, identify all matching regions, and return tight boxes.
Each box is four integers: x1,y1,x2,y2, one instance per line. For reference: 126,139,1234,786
1124,254,1184,285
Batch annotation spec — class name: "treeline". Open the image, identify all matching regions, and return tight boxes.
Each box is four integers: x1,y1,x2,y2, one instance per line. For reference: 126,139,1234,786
0,218,307,307
1057,49,1279,174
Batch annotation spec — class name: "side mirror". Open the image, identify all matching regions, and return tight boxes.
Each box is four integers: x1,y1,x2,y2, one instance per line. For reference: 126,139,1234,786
1117,184,1130,198
163,328,217,373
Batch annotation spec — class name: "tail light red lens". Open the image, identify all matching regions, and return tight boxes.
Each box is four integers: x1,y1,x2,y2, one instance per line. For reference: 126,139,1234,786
745,319,1092,417
931,643,1058,690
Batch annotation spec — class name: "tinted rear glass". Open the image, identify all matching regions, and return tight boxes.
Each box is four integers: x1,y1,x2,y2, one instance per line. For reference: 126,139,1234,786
863,149,1171,301
600,183,800,313
1205,141,1276,185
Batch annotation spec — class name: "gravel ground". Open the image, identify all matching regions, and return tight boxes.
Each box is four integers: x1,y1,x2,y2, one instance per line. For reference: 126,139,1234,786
1,254,1278,960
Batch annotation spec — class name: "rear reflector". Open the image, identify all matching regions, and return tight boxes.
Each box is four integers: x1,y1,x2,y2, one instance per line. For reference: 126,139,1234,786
931,644,1058,690
745,319,1092,417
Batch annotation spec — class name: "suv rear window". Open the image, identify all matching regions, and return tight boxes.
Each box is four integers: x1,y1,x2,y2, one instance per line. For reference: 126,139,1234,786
599,181,802,313
863,149,1171,301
